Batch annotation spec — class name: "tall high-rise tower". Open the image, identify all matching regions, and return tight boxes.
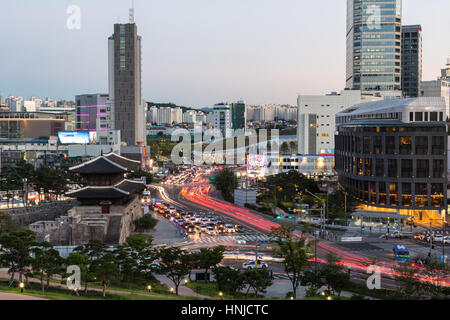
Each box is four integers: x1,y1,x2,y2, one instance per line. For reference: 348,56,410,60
108,12,145,146
346,0,403,98
401,25,422,97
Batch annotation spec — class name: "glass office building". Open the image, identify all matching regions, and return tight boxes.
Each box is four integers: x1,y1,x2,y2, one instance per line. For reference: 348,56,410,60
346,0,402,98
401,25,422,97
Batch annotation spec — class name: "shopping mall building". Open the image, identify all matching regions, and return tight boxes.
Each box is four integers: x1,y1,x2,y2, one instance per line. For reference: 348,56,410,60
335,97,448,226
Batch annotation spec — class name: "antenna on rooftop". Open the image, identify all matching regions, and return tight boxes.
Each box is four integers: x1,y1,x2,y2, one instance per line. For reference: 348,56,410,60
129,0,135,23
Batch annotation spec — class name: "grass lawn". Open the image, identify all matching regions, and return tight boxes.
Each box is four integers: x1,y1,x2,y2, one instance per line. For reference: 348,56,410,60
186,282,267,300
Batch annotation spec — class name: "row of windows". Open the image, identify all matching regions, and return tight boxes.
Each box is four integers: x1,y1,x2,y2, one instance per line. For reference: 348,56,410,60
335,134,446,156
336,155,445,179
339,176,445,208
336,112,401,124
409,112,443,122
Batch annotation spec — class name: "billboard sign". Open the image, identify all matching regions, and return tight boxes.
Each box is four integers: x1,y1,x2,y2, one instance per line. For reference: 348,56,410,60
58,132,89,144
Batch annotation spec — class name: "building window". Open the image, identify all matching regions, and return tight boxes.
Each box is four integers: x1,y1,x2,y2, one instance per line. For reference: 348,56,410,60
399,136,412,155
389,183,398,206
415,112,423,121
388,159,397,178
386,136,395,154
430,112,438,121
402,183,412,206
375,159,384,177
401,159,413,178
416,159,429,178
431,136,444,155
432,160,444,178
415,136,428,155
415,183,428,207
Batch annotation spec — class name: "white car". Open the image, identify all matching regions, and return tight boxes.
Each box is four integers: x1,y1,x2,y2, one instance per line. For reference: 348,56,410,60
444,236,450,244
242,260,268,270
206,226,216,235
225,224,236,233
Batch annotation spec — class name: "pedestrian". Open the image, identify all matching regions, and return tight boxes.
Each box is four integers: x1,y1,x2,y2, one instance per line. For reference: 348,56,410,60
370,226,372,233
270,270,274,280
347,266,351,275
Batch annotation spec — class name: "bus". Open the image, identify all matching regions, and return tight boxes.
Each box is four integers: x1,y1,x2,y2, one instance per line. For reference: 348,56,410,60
393,245,410,263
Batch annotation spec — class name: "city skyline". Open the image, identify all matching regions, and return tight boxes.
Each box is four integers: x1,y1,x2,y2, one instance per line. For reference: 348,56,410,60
0,0,449,107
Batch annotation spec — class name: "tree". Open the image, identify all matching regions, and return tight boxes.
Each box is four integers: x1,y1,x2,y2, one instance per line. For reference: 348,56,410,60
133,215,158,233
321,253,350,297
265,171,320,206
212,266,245,296
65,252,90,292
393,262,423,297
73,239,108,293
0,166,22,208
269,225,309,299
157,247,193,295
90,252,119,297
0,230,36,286
269,222,295,241
31,242,63,293
0,212,18,236
280,142,290,155
195,246,226,282
213,169,238,202
421,262,450,297
115,235,157,287
243,268,272,298
127,171,153,184
12,160,35,206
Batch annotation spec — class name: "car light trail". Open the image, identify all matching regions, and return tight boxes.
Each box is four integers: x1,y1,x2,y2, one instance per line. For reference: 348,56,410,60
180,184,450,287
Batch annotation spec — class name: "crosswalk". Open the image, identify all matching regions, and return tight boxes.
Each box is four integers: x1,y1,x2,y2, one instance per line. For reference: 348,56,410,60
272,274,290,280
188,234,271,244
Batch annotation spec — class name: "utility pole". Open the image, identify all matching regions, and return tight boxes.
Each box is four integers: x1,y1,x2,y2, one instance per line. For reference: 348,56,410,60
429,220,433,259
305,189,326,239
343,191,348,226
443,218,446,263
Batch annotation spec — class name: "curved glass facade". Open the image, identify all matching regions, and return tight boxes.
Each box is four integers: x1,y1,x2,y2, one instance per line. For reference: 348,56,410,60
335,124,447,211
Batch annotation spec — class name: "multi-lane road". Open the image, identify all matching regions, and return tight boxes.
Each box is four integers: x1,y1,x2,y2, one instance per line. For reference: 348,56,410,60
149,172,450,289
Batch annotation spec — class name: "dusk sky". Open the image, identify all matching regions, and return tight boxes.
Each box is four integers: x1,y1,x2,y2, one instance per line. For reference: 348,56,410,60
0,0,449,107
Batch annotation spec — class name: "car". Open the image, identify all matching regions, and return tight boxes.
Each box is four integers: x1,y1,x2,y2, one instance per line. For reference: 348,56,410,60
242,259,268,270
149,262,162,270
194,222,203,229
225,224,236,233
206,226,216,235
235,225,244,232
443,236,450,244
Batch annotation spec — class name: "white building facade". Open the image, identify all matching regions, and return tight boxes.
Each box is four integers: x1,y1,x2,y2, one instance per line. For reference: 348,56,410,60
297,89,382,155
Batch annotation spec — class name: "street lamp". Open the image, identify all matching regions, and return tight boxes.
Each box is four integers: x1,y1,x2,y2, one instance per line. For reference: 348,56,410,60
147,285,152,292
170,288,174,294
19,282,24,293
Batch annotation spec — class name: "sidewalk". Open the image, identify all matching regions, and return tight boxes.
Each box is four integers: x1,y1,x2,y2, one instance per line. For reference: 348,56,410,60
0,292,48,300
153,274,210,299
264,279,377,300
0,269,202,300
